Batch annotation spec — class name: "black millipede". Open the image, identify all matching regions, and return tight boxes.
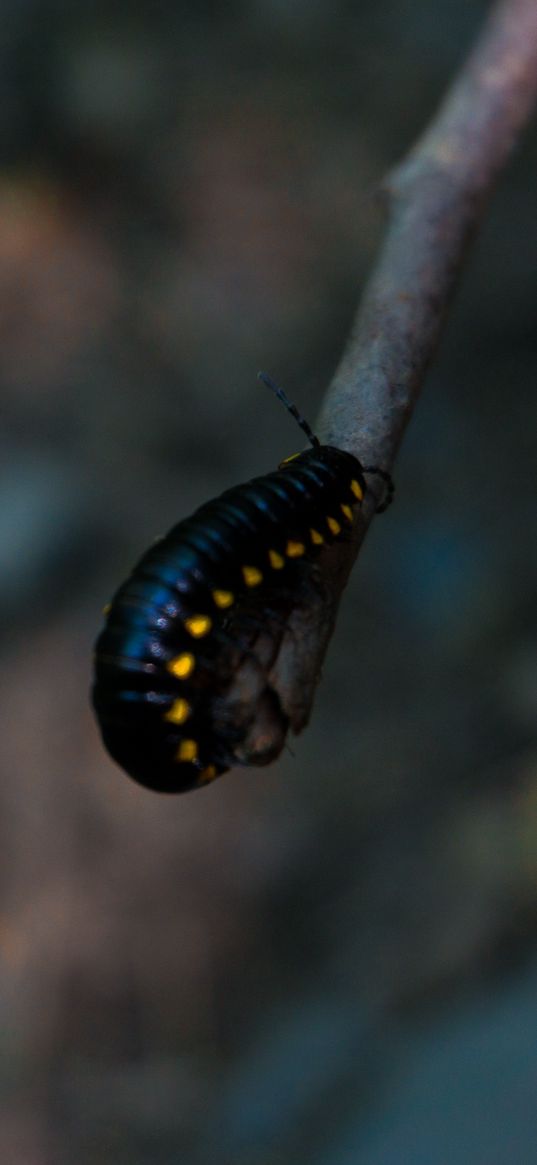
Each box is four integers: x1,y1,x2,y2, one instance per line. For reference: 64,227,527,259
92,373,394,793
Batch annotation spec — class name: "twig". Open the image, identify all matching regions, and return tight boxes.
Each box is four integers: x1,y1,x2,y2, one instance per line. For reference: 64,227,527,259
238,0,537,763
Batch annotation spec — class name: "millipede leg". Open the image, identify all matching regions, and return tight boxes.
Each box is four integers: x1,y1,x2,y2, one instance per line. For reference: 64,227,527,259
362,466,395,513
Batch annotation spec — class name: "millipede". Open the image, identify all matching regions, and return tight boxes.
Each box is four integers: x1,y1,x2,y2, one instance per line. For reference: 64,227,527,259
92,373,394,793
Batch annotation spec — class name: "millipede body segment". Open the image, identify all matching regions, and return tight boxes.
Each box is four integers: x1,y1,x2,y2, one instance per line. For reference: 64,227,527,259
92,373,394,794
92,445,368,792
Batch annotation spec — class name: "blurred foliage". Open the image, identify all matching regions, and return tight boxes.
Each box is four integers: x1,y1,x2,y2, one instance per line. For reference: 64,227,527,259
1,1,537,1162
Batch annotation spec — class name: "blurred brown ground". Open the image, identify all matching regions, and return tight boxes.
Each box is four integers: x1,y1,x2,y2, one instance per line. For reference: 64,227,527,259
1,3,537,1163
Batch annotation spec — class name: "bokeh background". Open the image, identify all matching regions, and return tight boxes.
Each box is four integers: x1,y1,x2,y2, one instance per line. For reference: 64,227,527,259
2,1,537,1162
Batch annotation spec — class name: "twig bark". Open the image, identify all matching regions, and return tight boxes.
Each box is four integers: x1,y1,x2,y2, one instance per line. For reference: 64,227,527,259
240,0,537,763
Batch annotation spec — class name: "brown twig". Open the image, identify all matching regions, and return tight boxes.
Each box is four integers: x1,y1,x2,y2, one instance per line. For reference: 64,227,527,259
239,0,537,763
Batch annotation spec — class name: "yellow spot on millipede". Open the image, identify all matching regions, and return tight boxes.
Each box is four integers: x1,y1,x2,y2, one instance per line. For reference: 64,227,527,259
286,540,305,558
167,652,195,679
269,549,285,569
184,614,212,638
164,698,191,725
340,503,354,521
310,528,324,545
326,516,341,536
212,589,234,609
200,764,218,782
351,478,364,500
242,565,263,587
176,738,198,763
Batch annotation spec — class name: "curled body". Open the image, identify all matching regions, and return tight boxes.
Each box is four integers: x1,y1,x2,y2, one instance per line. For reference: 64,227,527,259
92,445,367,793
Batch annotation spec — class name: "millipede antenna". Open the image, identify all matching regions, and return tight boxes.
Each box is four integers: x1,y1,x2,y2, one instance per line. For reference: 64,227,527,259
258,371,320,449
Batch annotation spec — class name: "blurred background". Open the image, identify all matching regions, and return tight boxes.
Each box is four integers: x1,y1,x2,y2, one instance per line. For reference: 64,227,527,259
2,1,537,1162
